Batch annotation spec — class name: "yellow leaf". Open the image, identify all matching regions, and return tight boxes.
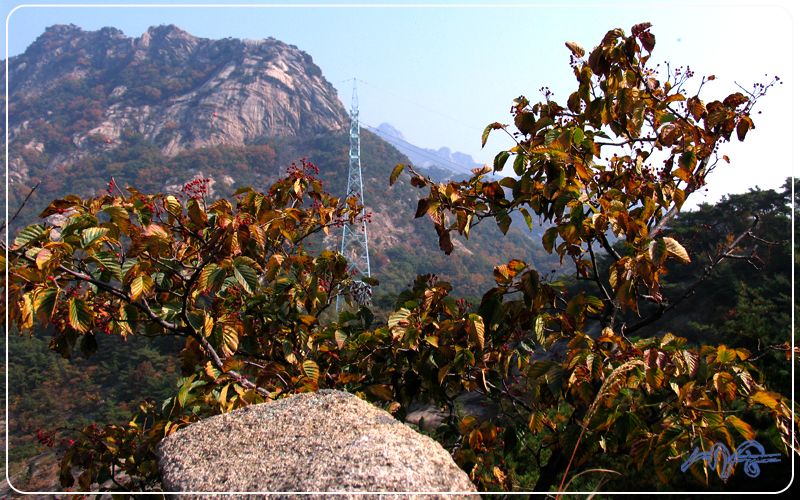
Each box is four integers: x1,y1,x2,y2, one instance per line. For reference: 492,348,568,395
302,360,320,382
368,384,393,401
35,248,53,270
130,275,153,302
725,415,755,441
467,314,485,349
663,237,690,264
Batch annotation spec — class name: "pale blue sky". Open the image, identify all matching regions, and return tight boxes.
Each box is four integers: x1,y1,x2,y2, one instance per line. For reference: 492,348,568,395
3,1,795,207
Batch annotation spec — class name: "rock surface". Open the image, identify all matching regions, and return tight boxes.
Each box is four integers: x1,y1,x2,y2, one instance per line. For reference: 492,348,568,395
155,390,479,499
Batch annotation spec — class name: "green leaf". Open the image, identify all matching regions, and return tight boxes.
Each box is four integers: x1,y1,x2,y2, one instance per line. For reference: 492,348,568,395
14,225,47,248
614,413,646,442
513,153,527,176
542,227,559,254
390,164,406,186
177,375,197,408
656,424,685,448
233,264,259,294
519,207,533,231
494,151,510,172
79,332,98,358
482,123,494,148
187,312,205,332
678,151,697,171
526,360,556,380
496,210,511,235
648,238,668,266
362,276,379,286
201,263,224,290
92,251,123,281
102,205,135,235
529,411,548,433
387,308,412,329
119,304,140,336
80,227,109,249
545,365,563,396
653,441,681,484
544,128,561,146
68,297,92,332
34,288,59,325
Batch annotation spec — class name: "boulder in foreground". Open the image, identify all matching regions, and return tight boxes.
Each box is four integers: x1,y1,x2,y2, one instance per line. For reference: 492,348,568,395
156,390,480,499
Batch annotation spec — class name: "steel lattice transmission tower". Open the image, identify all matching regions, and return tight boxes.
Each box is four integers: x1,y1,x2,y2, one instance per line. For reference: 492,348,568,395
337,80,371,310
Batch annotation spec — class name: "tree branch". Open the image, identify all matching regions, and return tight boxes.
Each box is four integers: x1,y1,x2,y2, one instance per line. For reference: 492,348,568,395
627,215,761,335
0,181,40,236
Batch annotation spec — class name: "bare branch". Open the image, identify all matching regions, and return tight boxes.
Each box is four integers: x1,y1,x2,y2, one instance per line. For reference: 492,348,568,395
1,181,41,236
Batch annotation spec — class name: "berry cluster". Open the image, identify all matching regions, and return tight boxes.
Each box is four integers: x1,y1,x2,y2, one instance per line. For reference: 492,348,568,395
138,195,163,216
349,280,373,305
36,428,56,447
180,178,210,200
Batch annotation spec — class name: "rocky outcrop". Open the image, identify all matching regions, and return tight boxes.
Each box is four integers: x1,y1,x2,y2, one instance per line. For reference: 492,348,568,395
4,24,348,174
155,390,479,499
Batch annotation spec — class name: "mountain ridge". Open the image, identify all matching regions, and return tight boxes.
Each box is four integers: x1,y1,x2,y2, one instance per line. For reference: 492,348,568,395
4,23,347,181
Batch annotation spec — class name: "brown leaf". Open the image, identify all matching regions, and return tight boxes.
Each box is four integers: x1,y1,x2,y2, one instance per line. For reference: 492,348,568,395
631,22,652,36
723,92,749,108
368,384,394,401
663,237,691,264
438,228,454,255
415,198,432,219
639,31,655,53
565,41,585,58
687,97,706,120
471,165,492,176
736,116,753,142
481,182,505,200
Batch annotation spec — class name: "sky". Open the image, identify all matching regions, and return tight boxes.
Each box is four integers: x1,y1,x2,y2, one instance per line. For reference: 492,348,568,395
2,0,796,209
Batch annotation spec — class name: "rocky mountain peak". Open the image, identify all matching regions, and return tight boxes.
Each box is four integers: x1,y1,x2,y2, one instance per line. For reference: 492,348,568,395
4,24,348,178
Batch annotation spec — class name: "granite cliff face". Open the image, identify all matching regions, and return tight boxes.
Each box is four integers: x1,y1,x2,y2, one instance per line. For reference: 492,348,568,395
3,24,348,177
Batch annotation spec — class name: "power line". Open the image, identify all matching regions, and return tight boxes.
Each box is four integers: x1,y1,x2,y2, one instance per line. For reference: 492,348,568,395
354,79,483,134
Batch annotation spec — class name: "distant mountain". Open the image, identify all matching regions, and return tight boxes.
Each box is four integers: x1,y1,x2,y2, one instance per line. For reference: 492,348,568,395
368,122,485,182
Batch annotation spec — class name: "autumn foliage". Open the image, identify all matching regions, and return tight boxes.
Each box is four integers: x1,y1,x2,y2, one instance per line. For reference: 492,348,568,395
3,23,797,495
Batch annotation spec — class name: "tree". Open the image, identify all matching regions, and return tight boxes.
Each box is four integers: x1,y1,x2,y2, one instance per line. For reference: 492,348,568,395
390,22,797,492
3,23,797,495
